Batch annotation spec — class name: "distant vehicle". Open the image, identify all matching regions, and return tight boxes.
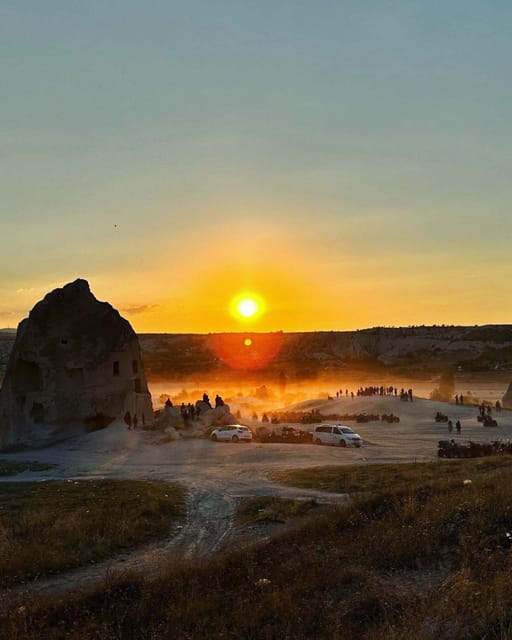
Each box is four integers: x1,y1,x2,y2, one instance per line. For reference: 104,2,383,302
210,425,253,443
256,426,313,444
313,425,363,448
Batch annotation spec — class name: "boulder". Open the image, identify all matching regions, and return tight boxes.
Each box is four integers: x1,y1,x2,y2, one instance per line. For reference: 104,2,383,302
0,279,153,449
154,405,184,430
195,400,212,416
197,402,236,428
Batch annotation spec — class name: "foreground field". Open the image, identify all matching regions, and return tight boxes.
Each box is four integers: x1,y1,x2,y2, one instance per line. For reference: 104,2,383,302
2,458,512,639
2,396,512,637
0,480,185,588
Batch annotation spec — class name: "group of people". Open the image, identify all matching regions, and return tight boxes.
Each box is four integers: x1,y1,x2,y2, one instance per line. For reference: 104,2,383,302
334,386,414,401
477,401,501,416
123,410,145,430
448,419,462,434
161,392,227,424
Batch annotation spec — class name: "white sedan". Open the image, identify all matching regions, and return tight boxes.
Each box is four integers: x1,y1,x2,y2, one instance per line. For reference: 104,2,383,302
210,425,253,443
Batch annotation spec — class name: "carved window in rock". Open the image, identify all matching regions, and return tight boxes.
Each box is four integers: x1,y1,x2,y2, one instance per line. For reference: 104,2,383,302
30,402,46,423
113,361,120,376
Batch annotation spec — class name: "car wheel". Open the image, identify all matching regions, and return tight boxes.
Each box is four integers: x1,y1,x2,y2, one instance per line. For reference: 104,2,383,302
211,434,217,441
315,438,322,445
339,439,347,447
232,435,239,442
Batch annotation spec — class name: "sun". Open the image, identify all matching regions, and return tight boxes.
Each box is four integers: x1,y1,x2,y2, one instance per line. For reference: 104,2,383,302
238,298,258,318
229,292,266,322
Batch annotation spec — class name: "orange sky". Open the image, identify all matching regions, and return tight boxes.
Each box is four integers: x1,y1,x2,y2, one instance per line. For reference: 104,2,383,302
2,4,512,332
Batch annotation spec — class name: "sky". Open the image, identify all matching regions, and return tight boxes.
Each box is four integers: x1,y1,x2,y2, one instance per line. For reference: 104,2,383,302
1,1,512,333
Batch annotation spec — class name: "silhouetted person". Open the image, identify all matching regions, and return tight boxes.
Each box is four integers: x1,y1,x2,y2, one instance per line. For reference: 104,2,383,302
448,420,453,433
124,411,132,429
456,420,461,434
455,395,459,405
460,394,464,405
203,393,212,408
165,397,172,408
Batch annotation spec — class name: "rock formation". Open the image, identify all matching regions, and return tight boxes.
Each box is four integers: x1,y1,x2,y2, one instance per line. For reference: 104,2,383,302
0,279,153,449
502,383,512,410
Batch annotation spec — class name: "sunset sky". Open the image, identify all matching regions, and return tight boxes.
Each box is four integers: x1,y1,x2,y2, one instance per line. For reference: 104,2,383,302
2,2,512,332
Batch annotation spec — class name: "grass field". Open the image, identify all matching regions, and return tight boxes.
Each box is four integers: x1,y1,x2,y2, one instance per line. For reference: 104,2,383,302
236,495,319,525
273,456,512,493
3,459,512,639
0,460,56,476
0,479,185,587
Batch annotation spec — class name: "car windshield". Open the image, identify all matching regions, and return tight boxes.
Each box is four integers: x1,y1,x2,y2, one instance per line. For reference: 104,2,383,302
237,427,249,431
340,427,354,434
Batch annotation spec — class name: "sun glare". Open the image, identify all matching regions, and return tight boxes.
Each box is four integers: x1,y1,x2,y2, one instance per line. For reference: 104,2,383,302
238,298,258,318
229,292,266,322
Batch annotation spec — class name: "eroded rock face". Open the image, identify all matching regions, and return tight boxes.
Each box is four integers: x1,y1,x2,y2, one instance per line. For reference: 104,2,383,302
0,279,153,449
502,383,512,410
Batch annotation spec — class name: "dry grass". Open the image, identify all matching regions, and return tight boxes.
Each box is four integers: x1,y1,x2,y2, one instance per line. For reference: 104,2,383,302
0,480,185,587
3,460,512,638
0,460,56,476
272,456,512,494
236,496,319,525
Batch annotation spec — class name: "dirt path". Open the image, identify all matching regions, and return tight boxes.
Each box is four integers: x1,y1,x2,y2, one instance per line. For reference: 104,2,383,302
3,395,511,600
3,481,347,601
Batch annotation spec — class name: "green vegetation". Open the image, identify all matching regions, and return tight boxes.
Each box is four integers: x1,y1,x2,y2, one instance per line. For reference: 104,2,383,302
0,480,185,586
236,496,318,525
0,460,56,476
4,461,512,638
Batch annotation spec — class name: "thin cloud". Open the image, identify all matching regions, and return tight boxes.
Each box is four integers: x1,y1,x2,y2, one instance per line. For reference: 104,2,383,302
120,304,159,315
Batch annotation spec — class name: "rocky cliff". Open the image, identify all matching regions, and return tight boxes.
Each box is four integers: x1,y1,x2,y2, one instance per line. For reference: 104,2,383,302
0,279,153,449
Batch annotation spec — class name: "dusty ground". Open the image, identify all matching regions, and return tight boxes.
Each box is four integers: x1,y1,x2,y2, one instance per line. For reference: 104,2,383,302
1,395,511,599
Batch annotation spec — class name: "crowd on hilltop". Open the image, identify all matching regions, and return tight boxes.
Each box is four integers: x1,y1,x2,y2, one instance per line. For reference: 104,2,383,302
334,386,414,401
163,392,227,423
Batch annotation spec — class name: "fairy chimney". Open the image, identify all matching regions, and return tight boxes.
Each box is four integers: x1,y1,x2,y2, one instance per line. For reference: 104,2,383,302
502,382,512,410
0,279,153,449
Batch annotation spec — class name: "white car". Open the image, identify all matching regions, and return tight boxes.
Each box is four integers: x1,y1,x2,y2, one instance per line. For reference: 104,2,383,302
313,425,363,447
210,425,253,443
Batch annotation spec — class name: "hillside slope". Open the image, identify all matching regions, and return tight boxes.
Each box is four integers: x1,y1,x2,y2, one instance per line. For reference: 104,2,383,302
2,326,512,383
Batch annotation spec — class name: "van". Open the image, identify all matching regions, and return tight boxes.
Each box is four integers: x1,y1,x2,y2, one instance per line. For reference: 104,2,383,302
313,424,362,447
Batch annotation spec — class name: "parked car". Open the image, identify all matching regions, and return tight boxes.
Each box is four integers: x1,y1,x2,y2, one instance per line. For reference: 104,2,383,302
313,424,363,447
256,426,313,444
210,425,253,443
